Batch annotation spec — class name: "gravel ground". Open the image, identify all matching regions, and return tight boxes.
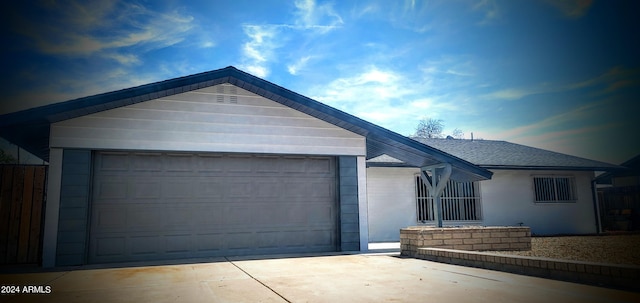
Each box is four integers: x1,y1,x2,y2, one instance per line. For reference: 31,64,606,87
489,234,640,266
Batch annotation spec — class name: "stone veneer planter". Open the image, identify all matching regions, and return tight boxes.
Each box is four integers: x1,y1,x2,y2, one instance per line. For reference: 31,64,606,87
400,226,531,257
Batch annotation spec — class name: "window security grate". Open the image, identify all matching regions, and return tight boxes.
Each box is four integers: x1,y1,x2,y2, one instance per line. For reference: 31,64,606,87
533,176,576,202
415,176,482,222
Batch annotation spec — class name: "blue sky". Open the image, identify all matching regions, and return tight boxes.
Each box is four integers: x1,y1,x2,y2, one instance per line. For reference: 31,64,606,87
1,0,638,164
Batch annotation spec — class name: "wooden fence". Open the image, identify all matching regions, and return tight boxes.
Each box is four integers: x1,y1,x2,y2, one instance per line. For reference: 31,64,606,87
0,165,47,265
598,185,640,231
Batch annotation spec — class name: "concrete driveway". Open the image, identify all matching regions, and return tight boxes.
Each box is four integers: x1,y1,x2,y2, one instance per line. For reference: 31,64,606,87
1,253,638,303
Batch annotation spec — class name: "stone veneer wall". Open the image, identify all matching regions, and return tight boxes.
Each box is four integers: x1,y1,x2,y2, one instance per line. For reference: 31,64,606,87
400,226,531,257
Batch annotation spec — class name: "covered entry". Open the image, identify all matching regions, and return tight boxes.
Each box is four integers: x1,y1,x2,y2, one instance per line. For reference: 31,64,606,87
89,151,337,264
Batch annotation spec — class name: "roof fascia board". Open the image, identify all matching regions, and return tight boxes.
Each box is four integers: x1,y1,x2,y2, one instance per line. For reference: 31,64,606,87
0,69,234,126
480,165,627,172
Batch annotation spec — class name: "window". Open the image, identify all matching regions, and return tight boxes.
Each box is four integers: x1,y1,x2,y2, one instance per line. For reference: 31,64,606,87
533,176,577,202
415,176,482,222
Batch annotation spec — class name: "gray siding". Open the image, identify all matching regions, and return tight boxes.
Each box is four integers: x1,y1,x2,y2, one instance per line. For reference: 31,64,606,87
56,149,91,266
339,156,360,251
50,84,365,156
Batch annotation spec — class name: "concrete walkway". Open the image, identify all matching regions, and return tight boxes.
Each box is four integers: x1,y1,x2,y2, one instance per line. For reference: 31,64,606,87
1,253,638,303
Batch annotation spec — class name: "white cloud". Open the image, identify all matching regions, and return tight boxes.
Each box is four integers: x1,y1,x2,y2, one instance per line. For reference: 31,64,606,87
304,65,469,135
351,3,379,18
473,0,501,25
201,41,216,48
294,0,344,33
239,25,279,78
287,56,313,75
491,100,604,140
16,1,194,57
102,53,141,65
483,88,543,100
239,0,344,78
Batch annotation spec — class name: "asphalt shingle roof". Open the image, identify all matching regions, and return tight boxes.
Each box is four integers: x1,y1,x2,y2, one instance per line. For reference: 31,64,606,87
413,137,622,171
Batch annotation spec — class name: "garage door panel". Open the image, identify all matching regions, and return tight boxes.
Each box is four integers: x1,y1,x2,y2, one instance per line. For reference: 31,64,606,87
94,237,125,257
256,231,280,249
196,233,224,252
281,230,307,247
94,207,126,231
196,180,224,198
132,154,163,171
164,181,193,198
89,152,337,264
308,181,335,199
255,156,281,173
309,230,333,246
196,155,224,172
96,182,128,199
164,207,192,228
308,205,333,223
165,234,192,253
133,182,161,199
307,158,333,174
255,181,281,197
281,158,307,173
225,181,252,198
165,154,194,172
195,207,224,226
99,152,130,171
224,207,253,225
130,236,160,255
222,155,253,173
128,207,164,230
227,232,254,249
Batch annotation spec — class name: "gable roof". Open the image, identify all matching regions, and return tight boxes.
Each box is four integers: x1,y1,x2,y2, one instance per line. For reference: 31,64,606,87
0,66,492,182
595,153,640,184
413,137,622,171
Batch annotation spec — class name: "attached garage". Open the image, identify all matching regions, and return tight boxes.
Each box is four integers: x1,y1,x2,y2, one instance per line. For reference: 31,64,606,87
0,66,492,267
89,152,337,264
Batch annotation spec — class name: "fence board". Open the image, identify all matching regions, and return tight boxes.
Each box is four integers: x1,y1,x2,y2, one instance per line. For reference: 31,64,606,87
17,166,35,263
28,166,46,263
6,167,25,263
0,166,13,262
0,165,47,265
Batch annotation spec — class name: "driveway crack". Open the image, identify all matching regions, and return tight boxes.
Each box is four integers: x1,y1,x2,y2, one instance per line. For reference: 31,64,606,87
224,257,291,303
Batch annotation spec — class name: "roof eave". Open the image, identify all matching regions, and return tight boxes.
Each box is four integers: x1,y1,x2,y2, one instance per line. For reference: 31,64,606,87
480,165,627,172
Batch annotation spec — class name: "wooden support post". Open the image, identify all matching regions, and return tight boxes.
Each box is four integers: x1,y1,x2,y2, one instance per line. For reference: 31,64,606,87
420,163,452,228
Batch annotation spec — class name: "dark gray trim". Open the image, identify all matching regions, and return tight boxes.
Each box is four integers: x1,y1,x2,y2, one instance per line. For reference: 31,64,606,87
338,156,359,251
55,149,92,266
480,165,620,171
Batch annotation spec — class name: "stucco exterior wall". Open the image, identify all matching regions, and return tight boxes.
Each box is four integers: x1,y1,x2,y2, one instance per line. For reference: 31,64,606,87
367,167,599,243
367,167,419,242
481,170,597,235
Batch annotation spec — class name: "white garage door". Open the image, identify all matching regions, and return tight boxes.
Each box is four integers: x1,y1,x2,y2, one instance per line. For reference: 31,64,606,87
89,151,337,264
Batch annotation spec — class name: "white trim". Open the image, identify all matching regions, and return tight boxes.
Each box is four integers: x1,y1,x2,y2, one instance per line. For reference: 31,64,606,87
42,148,63,268
357,156,369,252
